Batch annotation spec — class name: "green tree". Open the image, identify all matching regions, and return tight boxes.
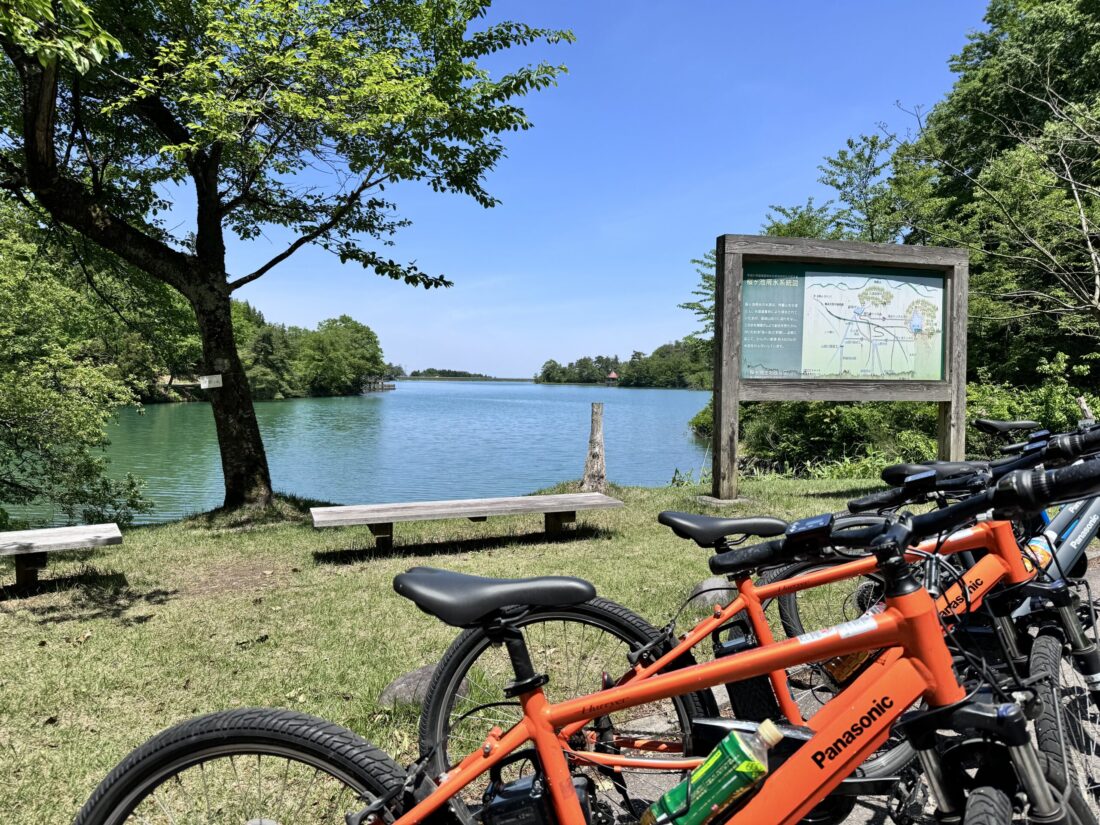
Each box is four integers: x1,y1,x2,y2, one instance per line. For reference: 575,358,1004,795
0,0,572,508
295,316,385,397
679,253,716,339
760,197,845,240
38,230,203,399
892,0,1100,384
0,203,147,525
817,134,901,242
537,359,566,382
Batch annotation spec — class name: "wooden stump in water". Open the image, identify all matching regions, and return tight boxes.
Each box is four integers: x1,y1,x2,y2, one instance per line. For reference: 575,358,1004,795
581,402,607,493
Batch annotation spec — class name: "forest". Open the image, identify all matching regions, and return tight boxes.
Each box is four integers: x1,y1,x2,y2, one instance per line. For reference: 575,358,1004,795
684,0,1100,474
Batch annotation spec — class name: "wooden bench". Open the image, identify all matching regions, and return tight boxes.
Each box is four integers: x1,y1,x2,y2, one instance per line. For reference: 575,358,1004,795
0,523,122,587
311,493,623,550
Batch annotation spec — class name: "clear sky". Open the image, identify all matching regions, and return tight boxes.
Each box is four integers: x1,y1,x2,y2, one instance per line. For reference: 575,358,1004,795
229,0,989,378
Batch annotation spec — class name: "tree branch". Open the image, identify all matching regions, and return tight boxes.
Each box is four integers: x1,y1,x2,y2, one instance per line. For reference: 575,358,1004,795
2,41,196,293
227,176,375,290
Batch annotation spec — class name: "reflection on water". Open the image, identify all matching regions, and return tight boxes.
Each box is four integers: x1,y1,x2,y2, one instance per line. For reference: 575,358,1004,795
99,380,710,522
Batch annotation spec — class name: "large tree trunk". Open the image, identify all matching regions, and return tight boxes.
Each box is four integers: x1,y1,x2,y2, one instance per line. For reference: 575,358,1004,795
6,44,274,511
189,284,273,508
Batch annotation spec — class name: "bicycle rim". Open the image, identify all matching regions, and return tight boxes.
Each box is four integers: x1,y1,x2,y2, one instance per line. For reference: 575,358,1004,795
425,609,697,822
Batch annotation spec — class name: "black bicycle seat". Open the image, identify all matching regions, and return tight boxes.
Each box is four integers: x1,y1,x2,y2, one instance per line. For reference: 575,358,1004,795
974,418,1041,436
658,512,787,548
880,461,988,487
393,567,595,627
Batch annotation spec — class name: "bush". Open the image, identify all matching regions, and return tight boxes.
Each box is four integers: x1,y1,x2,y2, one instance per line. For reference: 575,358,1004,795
689,401,712,439
688,353,1098,476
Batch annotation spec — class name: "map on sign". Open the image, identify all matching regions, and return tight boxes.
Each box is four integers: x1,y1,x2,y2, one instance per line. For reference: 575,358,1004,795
741,264,945,380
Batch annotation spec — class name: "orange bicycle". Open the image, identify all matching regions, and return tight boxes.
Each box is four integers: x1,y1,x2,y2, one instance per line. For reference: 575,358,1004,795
74,463,1100,825
419,431,1100,821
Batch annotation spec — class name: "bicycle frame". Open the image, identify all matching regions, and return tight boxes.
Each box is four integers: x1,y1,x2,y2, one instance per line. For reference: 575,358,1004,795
614,518,1031,730
1030,493,1100,574
396,520,1032,825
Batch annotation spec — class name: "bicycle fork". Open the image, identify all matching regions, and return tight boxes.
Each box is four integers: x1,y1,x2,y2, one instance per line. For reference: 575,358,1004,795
902,701,1069,824
1040,579,1100,709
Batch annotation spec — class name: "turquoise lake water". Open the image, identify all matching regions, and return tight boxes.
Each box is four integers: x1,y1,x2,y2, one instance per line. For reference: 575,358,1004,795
103,380,711,522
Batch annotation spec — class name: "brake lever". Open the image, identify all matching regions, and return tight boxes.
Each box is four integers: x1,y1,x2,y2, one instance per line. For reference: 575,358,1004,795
626,623,676,666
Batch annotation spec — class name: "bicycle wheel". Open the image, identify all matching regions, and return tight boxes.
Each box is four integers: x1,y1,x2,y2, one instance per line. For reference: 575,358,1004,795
961,753,1097,824
1030,633,1100,818
74,708,406,825
418,598,706,822
757,561,914,779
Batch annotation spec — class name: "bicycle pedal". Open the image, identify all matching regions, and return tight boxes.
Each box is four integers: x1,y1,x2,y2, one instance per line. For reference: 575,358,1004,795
887,770,930,825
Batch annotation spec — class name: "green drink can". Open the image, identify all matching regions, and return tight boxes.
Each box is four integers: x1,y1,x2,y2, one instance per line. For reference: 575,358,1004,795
640,719,783,825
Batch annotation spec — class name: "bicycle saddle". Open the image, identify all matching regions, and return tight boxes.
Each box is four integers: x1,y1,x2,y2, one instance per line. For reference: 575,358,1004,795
657,512,787,548
393,567,595,627
973,418,1041,435
880,461,989,487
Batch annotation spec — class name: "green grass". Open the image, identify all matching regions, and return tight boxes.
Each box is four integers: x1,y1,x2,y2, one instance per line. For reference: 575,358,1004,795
0,477,871,821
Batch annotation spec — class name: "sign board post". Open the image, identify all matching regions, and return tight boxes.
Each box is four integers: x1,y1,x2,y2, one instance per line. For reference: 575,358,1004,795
712,235,968,501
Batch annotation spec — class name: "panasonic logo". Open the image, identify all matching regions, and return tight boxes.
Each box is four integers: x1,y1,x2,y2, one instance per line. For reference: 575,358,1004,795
811,696,894,768
1070,515,1100,550
940,578,983,617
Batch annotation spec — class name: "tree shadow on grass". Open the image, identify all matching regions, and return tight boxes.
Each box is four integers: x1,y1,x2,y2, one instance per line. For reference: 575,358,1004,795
313,525,614,566
1,565,178,626
803,482,884,499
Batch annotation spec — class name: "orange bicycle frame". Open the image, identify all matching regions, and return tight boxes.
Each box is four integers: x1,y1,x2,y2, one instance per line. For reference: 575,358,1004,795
394,520,1032,825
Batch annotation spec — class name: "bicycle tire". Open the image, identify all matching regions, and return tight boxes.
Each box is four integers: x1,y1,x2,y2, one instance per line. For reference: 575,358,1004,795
767,559,885,639
418,598,707,822
963,787,1013,825
73,707,406,825
1030,633,1100,819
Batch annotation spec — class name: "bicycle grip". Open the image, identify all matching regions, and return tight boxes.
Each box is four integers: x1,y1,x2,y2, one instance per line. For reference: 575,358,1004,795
909,489,995,538
848,486,910,514
994,460,1100,512
999,440,1027,455
1047,427,1100,462
828,520,889,548
709,538,785,575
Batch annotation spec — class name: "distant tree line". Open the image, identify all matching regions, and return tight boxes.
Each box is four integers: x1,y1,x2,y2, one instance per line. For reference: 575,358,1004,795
536,341,709,389
408,368,493,379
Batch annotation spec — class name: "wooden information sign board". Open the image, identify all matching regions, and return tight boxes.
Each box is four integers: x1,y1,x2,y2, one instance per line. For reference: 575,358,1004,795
712,235,968,500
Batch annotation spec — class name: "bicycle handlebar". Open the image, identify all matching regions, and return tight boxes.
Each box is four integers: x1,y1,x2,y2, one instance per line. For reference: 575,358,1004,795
1045,426,1100,463
847,486,913,513
994,459,1100,512
713,460,1100,575
708,539,786,575
846,439,1053,516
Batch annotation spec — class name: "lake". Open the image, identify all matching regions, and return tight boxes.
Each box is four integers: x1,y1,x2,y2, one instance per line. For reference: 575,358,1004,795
103,381,711,522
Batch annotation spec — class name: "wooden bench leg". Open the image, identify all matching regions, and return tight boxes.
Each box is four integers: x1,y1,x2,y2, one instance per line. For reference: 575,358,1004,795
545,511,576,535
15,552,47,588
368,523,394,552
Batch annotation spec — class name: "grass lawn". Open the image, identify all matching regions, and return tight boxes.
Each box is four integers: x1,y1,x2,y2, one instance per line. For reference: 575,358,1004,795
0,477,872,821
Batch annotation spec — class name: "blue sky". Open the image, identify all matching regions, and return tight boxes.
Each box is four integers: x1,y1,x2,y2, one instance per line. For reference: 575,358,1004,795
230,0,989,378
